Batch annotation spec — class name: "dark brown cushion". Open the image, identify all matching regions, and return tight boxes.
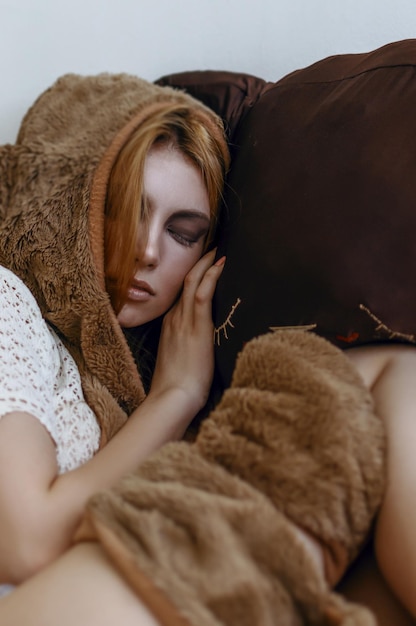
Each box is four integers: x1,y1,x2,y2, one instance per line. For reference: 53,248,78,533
158,39,416,389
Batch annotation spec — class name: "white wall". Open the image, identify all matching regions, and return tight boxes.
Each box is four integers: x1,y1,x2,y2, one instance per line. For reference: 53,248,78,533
1,0,416,143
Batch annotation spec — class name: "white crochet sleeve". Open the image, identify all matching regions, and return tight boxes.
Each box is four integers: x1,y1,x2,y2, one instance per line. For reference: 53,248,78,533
0,266,100,473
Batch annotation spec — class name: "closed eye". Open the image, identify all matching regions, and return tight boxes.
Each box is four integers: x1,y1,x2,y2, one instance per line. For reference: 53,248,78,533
166,212,210,248
167,228,200,247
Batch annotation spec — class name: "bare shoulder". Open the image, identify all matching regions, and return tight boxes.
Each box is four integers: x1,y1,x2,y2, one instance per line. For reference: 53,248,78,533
345,343,416,390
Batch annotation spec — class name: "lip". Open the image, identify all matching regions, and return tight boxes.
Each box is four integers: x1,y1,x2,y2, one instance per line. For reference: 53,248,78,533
126,279,155,302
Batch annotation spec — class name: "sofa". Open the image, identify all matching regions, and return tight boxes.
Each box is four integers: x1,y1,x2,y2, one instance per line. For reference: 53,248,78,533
156,39,416,624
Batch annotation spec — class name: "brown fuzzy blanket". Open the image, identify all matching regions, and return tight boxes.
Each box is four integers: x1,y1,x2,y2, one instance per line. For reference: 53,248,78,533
77,330,385,626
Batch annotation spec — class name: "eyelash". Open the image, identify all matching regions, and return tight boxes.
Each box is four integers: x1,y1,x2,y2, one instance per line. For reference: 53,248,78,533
167,228,198,248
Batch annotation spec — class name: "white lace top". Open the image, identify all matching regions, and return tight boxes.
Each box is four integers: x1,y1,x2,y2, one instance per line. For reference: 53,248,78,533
0,265,101,474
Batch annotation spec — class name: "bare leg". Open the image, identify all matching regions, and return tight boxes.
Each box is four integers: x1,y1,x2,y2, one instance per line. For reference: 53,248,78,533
369,354,416,617
338,542,415,626
374,443,416,616
0,542,160,626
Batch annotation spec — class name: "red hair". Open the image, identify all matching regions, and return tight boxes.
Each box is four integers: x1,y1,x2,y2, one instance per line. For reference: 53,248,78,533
104,103,229,313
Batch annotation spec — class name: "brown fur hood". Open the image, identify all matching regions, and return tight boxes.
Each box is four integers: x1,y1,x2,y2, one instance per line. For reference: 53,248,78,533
0,73,228,444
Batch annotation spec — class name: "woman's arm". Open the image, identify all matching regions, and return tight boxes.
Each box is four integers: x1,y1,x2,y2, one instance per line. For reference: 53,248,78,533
0,251,225,584
346,343,416,619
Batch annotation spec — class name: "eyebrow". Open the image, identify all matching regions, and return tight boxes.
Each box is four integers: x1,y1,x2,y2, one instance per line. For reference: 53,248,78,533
169,210,211,224
142,193,211,225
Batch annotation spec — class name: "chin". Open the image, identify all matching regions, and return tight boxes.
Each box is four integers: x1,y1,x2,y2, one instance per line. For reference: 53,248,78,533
118,316,147,329
117,306,157,329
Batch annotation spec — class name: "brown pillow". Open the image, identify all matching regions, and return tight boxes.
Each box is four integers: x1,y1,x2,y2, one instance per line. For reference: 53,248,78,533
158,39,416,389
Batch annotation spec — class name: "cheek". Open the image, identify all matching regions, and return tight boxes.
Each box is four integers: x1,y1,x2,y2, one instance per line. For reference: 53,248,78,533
165,248,204,297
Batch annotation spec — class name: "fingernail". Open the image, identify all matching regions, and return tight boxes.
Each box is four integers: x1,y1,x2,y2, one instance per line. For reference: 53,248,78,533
214,256,226,267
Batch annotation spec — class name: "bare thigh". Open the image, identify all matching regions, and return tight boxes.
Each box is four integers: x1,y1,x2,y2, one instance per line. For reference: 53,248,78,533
338,542,415,626
0,542,160,626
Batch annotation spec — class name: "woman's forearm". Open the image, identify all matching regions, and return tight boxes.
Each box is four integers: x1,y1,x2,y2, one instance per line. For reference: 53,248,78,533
0,389,195,584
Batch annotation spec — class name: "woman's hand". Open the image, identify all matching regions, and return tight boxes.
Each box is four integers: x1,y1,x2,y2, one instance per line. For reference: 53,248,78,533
148,249,226,418
0,251,225,585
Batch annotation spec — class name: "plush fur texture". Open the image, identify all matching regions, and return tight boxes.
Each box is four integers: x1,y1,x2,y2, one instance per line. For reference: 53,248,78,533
0,73,228,444
79,330,385,625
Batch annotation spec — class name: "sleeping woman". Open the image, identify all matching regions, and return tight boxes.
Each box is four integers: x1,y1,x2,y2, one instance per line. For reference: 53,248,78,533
0,72,415,626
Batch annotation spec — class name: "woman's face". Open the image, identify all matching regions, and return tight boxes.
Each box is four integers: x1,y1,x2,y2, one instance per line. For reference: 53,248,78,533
116,143,211,328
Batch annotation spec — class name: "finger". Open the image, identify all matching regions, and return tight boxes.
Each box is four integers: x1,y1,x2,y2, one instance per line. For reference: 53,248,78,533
179,249,217,313
163,249,218,327
186,249,217,285
194,256,226,307
191,256,226,326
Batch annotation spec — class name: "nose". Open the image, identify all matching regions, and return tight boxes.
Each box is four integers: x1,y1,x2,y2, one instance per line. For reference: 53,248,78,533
135,222,160,269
